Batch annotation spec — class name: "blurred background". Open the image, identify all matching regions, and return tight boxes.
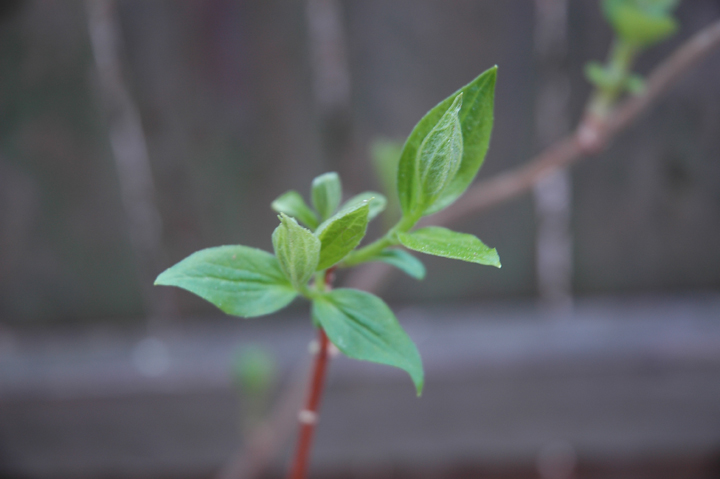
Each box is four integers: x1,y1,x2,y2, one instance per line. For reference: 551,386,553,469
1,0,719,478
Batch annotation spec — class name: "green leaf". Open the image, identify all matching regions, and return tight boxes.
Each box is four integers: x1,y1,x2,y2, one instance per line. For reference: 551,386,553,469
341,192,387,221
398,226,501,267
272,213,320,290
603,0,679,19
367,249,426,280
584,62,616,89
397,67,496,217
232,346,276,395
410,94,464,215
155,246,297,317
603,0,678,47
312,289,424,395
315,202,370,270
312,172,342,221
615,8,677,46
625,73,646,95
271,191,319,230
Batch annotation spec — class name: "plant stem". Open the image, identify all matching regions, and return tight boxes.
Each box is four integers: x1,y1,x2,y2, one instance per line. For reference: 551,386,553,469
342,214,418,266
287,267,335,479
287,328,330,479
587,39,638,120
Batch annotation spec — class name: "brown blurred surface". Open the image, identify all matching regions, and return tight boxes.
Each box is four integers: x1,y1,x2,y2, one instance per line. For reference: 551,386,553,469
1,296,720,478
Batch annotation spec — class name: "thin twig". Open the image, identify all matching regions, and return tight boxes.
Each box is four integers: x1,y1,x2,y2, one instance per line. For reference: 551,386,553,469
346,18,720,292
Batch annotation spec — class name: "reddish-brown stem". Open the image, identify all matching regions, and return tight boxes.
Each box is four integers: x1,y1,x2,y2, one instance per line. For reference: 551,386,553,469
288,266,336,479
288,328,330,479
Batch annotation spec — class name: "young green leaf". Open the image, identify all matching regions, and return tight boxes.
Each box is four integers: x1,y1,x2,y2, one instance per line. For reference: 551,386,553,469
155,245,297,317
366,249,426,280
315,202,370,270
272,213,320,290
584,62,616,89
341,192,387,221
312,288,424,395
398,226,501,267
625,74,646,95
271,190,319,230
311,172,342,221
410,94,464,215
397,67,496,217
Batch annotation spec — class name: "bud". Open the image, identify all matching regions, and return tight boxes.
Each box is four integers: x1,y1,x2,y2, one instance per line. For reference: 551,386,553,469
272,213,320,290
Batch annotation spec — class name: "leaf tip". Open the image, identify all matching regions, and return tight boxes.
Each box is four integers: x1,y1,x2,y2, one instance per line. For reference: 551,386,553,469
486,65,499,84
154,270,170,286
490,248,502,268
415,379,424,397
449,92,464,112
277,212,291,225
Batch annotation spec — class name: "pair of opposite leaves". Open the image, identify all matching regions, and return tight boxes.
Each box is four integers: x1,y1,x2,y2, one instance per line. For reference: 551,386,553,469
155,67,501,395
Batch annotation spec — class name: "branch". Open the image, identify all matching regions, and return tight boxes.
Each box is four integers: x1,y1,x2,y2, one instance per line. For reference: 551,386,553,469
346,18,720,292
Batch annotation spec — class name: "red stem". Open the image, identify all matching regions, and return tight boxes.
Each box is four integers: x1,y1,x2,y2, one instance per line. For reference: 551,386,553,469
288,267,336,479
288,328,330,479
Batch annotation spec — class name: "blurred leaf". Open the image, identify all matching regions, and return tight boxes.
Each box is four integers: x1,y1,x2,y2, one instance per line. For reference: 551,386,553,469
155,246,296,317
604,0,680,17
584,62,616,89
311,172,342,221
603,0,679,47
272,214,320,290
398,226,501,267
315,202,370,270
312,288,424,395
368,249,426,280
371,139,404,220
271,191,319,230
233,346,276,395
626,73,646,94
